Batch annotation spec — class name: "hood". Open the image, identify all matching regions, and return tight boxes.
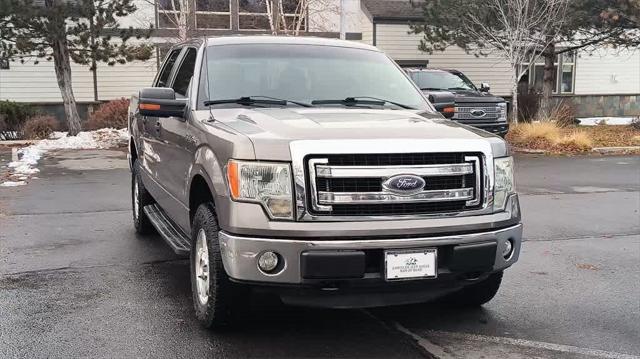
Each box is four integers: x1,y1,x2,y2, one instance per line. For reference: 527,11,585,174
199,108,499,160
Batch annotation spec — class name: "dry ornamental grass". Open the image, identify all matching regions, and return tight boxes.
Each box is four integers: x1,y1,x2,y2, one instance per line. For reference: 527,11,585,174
507,121,640,154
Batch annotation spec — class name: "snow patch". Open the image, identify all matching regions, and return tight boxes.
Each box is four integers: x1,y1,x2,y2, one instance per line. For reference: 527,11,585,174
578,117,635,126
0,181,27,187
1,128,128,187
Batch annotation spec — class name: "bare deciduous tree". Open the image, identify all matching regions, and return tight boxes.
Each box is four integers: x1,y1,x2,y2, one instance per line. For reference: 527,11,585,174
142,0,192,42
412,0,570,123
265,0,341,35
461,0,569,122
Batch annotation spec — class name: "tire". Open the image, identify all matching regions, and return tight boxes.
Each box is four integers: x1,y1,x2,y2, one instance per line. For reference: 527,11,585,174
447,271,503,307
131,160,155,235
190,203,238,329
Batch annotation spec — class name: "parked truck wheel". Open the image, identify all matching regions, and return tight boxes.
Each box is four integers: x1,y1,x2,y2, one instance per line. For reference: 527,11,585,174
190,203,236,329
447,271,503,307
131,160,155,235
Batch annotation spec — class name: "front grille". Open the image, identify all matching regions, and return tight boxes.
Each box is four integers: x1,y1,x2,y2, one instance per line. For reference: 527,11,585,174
323,153,465,166
454,104,501,121
329,201,469,216
306,153,483,217
318,175,472,192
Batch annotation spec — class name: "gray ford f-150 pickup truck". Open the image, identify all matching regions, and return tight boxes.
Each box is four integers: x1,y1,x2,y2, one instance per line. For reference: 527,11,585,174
128,36,522,328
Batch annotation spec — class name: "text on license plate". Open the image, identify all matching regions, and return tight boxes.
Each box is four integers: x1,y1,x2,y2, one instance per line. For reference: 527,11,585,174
385,249,437,280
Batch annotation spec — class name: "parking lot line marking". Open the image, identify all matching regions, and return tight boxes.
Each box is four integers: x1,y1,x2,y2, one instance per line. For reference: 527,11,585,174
418,329,640,359
392,322,455,359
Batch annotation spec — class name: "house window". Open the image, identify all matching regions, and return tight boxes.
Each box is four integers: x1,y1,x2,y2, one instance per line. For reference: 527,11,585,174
157,0,182,29
521,51,576,94
238,0,306,31
195,0,231,29
238,0,270,30
560,52,575,93
157,0,231,30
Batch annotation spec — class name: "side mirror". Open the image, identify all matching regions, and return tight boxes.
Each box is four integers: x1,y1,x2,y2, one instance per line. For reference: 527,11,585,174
138,87,186,118
479,82,491,92
427,92,456,118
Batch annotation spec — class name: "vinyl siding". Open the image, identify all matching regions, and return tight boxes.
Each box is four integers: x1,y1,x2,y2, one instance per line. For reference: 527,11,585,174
574,48,640,95
0,59,157,103
373,24,513,96
360,9,373,45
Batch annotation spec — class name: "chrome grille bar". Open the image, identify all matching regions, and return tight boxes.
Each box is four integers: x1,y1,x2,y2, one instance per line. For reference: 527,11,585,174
315,163,473,178
318,188,474,204
464,156,481,207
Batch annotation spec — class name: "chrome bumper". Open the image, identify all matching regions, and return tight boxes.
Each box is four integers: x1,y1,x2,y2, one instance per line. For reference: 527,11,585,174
219,223,523,284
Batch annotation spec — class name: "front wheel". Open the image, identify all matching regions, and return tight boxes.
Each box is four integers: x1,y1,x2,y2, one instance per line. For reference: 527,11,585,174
190,203,238,328
446,271,503,307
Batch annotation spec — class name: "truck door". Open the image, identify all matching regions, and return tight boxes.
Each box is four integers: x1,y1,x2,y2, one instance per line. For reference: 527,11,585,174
140,47,182,204
155,47,198,232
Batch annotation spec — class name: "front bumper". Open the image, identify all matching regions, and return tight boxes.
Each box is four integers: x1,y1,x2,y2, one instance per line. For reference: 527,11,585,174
454,121,509,135
219,223,522,285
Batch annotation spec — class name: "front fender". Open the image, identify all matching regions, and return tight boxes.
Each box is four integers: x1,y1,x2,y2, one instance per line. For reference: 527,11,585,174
188,145,233,229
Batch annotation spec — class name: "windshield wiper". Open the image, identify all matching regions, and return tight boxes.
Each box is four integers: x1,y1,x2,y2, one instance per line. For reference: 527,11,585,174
204,96,312,108
420,87,445,91
311,97,415,110
447,87,470,90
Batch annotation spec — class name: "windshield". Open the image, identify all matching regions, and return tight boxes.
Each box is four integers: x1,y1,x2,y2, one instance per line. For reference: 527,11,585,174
198,44,432,110
407,70,476,91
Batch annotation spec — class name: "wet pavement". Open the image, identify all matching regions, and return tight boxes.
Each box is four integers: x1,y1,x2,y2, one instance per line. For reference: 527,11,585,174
0,148,639,358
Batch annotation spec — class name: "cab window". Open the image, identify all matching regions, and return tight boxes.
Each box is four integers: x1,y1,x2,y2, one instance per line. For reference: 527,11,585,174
171,48,198,98
156,49,181,87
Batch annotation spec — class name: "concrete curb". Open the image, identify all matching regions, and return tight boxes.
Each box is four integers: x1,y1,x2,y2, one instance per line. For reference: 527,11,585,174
510,147,547,154
512,146,640,156
592,146,640,154
0,140,37,147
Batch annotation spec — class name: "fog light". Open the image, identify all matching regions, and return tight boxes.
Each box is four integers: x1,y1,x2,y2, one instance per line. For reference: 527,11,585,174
502,239,514,259
258,251,279,272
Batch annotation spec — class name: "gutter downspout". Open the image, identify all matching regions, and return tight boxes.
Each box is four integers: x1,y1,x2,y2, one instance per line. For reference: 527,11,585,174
372,21,377,46
340,0,346,39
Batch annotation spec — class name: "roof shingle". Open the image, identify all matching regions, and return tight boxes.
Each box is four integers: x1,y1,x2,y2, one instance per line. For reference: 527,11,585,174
361,0,424,21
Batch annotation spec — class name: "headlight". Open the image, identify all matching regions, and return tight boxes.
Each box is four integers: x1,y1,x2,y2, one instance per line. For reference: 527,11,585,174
493,156,515,211
497,102,507,122
226,160,293,219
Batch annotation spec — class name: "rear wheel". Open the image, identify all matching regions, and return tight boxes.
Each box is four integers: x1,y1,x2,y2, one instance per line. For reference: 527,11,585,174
190,203,238,329
447,271,503,307
131,160,155,234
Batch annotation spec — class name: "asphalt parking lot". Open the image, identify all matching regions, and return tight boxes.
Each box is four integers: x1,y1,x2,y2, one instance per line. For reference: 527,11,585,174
0,148,638,359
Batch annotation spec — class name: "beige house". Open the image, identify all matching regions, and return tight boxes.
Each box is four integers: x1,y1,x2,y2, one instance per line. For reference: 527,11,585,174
1,0,638,119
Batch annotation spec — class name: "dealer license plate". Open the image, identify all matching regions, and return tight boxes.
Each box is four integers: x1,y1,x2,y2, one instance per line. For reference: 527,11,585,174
385,249,437,280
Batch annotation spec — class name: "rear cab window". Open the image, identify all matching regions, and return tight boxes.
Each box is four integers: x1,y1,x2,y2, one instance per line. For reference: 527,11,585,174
171,48,198,98
156,49,182,88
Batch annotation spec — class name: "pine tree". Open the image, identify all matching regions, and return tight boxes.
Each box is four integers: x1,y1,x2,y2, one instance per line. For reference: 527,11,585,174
0,0,153,135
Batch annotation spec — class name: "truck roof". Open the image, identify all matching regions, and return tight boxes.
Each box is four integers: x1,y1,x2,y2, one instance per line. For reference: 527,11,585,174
203,35,379,51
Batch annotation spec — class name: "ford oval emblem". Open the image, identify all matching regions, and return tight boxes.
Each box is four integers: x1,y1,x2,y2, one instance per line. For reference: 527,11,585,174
470,109,486,117
382,175,426,195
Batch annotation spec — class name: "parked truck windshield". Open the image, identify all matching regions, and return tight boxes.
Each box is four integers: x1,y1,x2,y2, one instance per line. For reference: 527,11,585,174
408,70,476,91
198,44,431,111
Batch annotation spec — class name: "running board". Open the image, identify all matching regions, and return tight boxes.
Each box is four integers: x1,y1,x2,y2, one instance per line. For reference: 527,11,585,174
143,204,191,257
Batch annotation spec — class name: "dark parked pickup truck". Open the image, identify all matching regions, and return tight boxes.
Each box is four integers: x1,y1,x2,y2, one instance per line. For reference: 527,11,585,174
128,36,522,328
406,68,509,136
